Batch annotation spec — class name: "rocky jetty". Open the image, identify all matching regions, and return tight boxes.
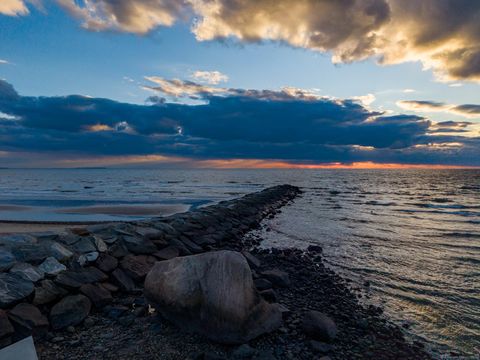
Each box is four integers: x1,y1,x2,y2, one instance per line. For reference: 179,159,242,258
0,184,434,359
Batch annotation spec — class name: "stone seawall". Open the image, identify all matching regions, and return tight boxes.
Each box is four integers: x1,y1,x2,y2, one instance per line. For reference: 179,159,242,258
0,185,301,348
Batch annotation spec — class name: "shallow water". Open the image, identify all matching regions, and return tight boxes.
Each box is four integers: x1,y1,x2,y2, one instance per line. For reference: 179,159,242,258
0,168,479,356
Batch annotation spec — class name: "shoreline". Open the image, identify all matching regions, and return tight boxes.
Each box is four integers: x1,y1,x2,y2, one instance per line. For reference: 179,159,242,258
0,185,434,359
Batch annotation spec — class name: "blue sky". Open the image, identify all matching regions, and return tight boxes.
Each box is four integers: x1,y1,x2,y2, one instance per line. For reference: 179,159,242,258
0,0,479,167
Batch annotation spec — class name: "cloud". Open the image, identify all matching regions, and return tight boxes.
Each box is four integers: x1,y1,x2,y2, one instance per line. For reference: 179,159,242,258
397,100,480,118
42,1,480,82
0,60,10,64
191,70,228,85
0,0,29,16
0,79,479,166
55,0,186,34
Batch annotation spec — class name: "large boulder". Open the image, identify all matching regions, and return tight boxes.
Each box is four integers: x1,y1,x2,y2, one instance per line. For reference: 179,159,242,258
144,250,282,344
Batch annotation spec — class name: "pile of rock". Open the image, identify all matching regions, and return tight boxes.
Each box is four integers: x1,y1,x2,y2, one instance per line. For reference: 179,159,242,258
0,185,300,349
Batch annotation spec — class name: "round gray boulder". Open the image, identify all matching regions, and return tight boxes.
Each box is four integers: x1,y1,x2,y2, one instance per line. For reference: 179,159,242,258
145,250,282,344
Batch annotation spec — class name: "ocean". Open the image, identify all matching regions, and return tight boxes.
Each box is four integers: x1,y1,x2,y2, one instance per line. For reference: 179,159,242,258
0,168,479,357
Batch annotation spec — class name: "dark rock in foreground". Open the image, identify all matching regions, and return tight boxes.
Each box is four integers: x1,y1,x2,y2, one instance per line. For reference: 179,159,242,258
145,250,282,344
49,295,91,330
302,310,338,342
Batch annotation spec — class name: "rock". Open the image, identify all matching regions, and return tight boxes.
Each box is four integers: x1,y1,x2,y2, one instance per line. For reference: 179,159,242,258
80,283,112,308
0,273,34,308
232,344,256,358
261,269,291,288
78,251,99,265
0,248,15,271
307,245,322,253
83,317,95,328
242,251,261,269
179,237,203,253
309,340,333,354
111,268,136,292
72,237,96,254
252,350,276,360
153,246,180,260
49,295,91,330
0,309,14,339
8,303,49,338
145,250,282,344
93,236,108,252
108,243,129,258
120,255,156,282
9,263,44,282
100,282,118,293
0,234,36,246
135,227,164,239
96,253,118,273
33,279,67,305
12,244,50,264
104,305,128,319
259,289,277,303
38,257,66,276
55,267,108,289
254,278,272,291
48,242,73,261
123,236,157,254
302,311,337,342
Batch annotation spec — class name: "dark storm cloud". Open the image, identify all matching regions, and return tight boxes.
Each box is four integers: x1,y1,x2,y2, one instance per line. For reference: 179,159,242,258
0,79,479,165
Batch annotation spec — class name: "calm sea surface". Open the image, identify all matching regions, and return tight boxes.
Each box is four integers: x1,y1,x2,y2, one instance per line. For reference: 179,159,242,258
0,168,479,357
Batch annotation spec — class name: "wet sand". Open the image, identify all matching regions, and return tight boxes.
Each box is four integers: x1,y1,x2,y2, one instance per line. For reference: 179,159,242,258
0,222,88,234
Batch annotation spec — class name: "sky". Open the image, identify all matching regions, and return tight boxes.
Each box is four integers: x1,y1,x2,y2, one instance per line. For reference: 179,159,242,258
0,0,479,168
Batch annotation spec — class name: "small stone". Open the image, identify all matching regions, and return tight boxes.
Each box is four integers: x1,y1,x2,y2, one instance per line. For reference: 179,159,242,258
52,336,64,343
83,317,95,328
66,326,75,333
261,269,291,288
9,262,44,282
307,245,322,253
38,257,66,276
302,311,337,342
8,303,49,338
310,340,333,354
50,295,92,330
132,306,146,317
232,344,256,358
